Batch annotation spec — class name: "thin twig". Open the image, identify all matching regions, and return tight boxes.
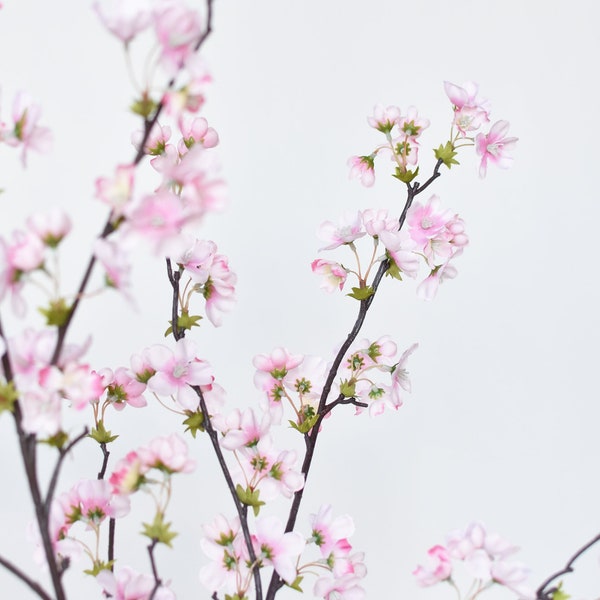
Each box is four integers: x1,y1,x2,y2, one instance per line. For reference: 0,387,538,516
0,553,53,600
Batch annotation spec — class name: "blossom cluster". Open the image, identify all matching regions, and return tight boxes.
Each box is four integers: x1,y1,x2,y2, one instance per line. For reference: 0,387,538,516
313,201,468,301
413,522,533,599
199,505,366,600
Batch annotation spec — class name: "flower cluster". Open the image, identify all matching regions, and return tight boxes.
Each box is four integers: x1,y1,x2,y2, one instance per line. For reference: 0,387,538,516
413,522,534,599
313,203,467,301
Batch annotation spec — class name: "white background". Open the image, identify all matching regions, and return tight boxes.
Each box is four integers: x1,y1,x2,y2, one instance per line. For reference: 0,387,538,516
0,1,599,599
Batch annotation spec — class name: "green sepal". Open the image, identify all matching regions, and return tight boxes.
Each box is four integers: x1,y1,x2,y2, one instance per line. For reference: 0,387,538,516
89,420,118,444
288,412,319,435
38,298,71,327
0,380,19,414
164,310,203,337
142,512,177,547
385,258,403,281
434,141,460,169
84,559,115,577
550,583,570,600
346,286,374,301
131,94,157,119
183,409,205,438
235,484,265,517
393,166,419,183
339,379,356,398
287,575,304,592
40,431,69,449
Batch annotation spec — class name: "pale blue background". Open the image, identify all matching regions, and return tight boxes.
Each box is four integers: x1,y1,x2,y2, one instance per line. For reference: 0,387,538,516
0,1,599,599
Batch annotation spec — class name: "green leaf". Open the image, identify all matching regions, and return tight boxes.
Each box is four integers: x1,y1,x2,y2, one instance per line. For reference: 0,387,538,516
392,166,419,183
288,412,319,434
40,431,69,449
89,420,118,444
235,484,265,517
287,575,304,592
0,380,18,414
339,379,356,398
84,560,115,576
385,259,403,281
164,310,203,337
38,298,71,327
434,142,460,169
225,595,249,600
183,410,205,438
142,512,177,547
130,94,157,119
346,286,374,301
550,583,570,600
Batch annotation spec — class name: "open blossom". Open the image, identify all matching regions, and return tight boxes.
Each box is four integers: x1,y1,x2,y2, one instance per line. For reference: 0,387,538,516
252,516,305,584
413,545,453,586
311,259,348,292
136,433,195,474
318,212,365,251
407,195,453,248
367,104,401,133
417,252,460,301
95,164,135,217
397,106,429,142
475,120,519,178
146,338,214,410
314,574,366,600
93,0,153,43
444,80,490,135
179,116,219,150
26,208,71,247
347,155,375,187
109,451,145,495
310,505,355,557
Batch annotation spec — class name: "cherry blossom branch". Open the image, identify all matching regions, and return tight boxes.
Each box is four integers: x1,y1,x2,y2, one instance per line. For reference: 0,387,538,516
0,553,52,600
265,160,445,600
147,539,162,600
50,0,214,367
165,261,264,600
535,533,600,600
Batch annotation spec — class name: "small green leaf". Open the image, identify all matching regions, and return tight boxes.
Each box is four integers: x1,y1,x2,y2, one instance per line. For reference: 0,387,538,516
346,286,374,301
38,298,71,327
0,380,18,414
142,512,177,547
235,484,265,517
550,583,570,600
287,575,304,592
385,259,402,281
392,166,419,183
288,412,319,434
339,379,356,398
434,142,460,169
130,94,157,119
89,420,118,444
183,410,205,438
84,560,115,576
164,310,203,337
40,431,69,449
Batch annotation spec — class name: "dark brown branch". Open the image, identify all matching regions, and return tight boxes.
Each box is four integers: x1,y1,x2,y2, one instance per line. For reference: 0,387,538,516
0,553,53,600
536,533,600,600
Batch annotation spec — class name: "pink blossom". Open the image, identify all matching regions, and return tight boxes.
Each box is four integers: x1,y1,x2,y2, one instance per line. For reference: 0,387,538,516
252,516,305,584
367,104,401,133
314,574,366,600
93,0,153,43
39,362,104,410
378,229,419,278
491,560,534,598
146,338,214,410
310,504,355,557
397,106,430,142
203,253,236,326
179,116,219,150
94,238,133,296
95,164,135,217
154,1,203,73
362,208,398,237
132,123,172,156
100,366,147,409
318,212,365,251
253,347,304,380
26,208,71,247
109,451,145,496
413,545,453,586
444,81,490,134
311,259,348,293
136,433,196,474
7,92,52,166
416,254,460,301
215,407,271,451
20,387,62,437
475,120,518,178
347,155,375,187
97,566,175,600
407,195,453,248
